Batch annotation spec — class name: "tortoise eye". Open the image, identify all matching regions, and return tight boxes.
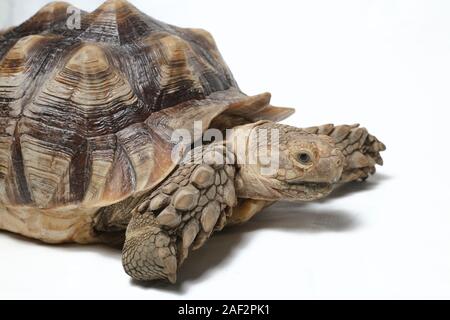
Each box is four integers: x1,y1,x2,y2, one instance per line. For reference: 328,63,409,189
297,152,312,165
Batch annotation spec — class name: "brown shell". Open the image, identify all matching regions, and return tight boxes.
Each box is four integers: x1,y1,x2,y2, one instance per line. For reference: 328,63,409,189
0,0,294,210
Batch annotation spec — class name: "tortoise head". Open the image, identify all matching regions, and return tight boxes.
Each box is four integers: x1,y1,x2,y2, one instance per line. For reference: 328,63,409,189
229,121,344,201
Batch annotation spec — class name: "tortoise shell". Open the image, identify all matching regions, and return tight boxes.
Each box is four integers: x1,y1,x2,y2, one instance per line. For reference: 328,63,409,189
0,0,293,211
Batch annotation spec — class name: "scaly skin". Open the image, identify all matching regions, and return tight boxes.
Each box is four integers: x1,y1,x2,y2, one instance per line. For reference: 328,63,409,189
93,121,385,282
303,124,386,183
227,123,386,225
122,144,237,282
122,122,346,282
94,122,386,237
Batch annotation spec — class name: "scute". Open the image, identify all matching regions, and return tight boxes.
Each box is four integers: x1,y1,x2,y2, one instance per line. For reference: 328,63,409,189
66,44,110,74
0,0,293,211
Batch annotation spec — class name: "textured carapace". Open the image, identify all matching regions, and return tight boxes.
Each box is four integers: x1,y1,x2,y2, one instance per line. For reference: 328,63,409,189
0,0,293,211
0,0,386,270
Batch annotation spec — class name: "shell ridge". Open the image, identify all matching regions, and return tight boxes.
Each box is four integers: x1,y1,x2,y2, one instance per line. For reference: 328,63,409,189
102,141,137,202
8,124,33,205
76,0,166,44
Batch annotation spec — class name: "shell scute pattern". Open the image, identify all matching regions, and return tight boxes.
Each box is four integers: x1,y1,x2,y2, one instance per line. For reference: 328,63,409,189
0,0,237,209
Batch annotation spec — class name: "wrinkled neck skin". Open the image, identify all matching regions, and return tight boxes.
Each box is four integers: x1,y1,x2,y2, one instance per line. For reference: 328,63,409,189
227,121,286,201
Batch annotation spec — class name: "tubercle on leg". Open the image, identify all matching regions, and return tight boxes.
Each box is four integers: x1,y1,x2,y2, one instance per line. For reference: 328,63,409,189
122,144,237,283
304,124,386,183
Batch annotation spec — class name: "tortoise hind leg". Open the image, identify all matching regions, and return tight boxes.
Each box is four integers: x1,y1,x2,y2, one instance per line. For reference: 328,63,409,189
92,198,137,247
122,144,237,283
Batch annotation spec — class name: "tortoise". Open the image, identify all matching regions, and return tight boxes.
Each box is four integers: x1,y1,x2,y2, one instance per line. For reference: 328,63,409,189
0,0,385,283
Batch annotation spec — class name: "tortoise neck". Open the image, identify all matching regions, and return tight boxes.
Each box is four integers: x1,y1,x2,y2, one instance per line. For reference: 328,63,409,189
226,121,283,201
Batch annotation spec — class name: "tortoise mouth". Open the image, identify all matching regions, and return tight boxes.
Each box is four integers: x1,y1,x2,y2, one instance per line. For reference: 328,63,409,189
278,180,334,200
287,181,331,188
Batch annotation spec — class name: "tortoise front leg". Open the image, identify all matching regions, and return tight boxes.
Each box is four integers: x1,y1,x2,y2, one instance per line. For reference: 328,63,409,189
303,124,385,183
227,124,386,226
122,145,237,283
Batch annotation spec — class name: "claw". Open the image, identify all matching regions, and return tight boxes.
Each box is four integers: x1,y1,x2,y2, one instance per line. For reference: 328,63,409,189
163,255,178,284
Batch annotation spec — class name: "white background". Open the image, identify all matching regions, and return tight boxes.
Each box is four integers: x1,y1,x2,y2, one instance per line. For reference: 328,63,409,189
1,0,450,299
